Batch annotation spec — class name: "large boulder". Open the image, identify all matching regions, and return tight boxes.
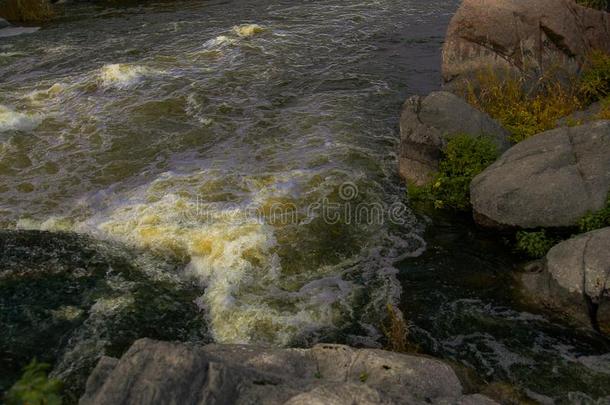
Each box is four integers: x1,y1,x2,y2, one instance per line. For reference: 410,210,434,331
80,339,498,405
470,121,610,228
520,227,610,333
0,18,10,29
442,0,610,86
399,91,510,186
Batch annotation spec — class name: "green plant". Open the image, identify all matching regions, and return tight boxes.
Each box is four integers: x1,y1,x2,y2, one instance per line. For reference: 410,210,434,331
578,194,610,233
515,230,556,258
4,359,63,405
466,69,582,143
576,0,609,10
410,134,499,210
359,372,369,383
0,0,54,22
578,50,610,104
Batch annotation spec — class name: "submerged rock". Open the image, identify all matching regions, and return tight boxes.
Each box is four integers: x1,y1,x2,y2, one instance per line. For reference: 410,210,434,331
0,230,207,401
80,339,498,405
398,91,510,186
442,0,610,86
470,121,610,228
520,227,610,333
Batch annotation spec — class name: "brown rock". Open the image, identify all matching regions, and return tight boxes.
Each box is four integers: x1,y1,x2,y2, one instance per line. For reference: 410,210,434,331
442,0,610,86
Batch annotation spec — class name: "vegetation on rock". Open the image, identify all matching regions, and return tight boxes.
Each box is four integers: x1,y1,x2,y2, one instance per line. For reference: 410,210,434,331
409,134,498,210
579,194,610,233
4,359,63,405
578,50,610,103
463,50,610,143
465,69,581,143
515,230,557,259
576,0,609,10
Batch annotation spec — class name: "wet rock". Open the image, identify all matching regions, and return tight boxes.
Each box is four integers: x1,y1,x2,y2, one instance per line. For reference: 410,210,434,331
442,0,610,87
0,18,10,29
398,91,510,186
80,339,498,405
470,121,610,228
520,227,610,333
0,230,207,401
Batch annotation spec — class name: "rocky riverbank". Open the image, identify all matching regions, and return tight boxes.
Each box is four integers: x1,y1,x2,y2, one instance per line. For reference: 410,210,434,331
79,339,498,405
400,0,610,335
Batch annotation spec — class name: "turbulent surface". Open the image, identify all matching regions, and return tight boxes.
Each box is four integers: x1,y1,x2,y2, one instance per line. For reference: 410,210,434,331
0,0,455,345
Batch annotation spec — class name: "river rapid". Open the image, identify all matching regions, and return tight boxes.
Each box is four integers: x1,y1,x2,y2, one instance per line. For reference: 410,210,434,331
1,0,609,402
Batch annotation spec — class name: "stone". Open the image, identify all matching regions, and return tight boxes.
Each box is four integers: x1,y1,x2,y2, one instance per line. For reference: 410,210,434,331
471,121,610,228
519,227,610,333
442,0,610,86
399,91,510,186
0,18,10,29
79,339,498,405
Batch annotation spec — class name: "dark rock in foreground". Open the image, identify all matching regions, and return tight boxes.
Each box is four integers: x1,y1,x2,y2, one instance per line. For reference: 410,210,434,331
399,91,509,186
471,121,610,229
520,227,610,334
80,339,498,405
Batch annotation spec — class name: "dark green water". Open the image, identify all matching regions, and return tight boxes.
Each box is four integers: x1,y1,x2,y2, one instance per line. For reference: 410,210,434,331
0,0,609,402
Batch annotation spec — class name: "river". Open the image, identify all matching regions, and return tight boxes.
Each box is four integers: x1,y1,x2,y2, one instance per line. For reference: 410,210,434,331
1,0,609,402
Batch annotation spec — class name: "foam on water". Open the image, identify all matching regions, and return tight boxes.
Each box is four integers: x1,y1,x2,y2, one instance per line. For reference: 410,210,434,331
232,24,266,38
99,64,152,89
0,105,42,132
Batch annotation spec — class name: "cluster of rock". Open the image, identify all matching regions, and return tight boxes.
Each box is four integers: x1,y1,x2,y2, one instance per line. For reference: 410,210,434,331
399,0,610,334
80,339,497,405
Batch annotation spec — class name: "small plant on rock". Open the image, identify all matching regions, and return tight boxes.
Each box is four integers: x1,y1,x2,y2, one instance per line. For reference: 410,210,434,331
578,194,610,233
576,0,609,11
578,50,610,104
4,359,63,405
515,230,556,259
409,134,499,210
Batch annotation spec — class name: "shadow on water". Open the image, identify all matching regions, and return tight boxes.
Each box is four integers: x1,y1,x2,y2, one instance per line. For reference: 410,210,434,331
0,230,209,403
398,210,610,403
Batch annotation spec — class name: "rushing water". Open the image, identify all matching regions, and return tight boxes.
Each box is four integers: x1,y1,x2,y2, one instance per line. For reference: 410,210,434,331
1,0,609,402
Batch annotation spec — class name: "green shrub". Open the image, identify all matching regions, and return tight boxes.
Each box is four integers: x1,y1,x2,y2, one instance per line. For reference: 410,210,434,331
578,50,610,104
578,194,610,233
515,230,556,258
409,134,499,210
4,359,63,405
576,0,609,10
465,69,582,143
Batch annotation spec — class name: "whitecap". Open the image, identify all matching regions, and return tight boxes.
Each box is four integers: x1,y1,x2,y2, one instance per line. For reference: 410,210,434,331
0,104,42,132
99,63,152,89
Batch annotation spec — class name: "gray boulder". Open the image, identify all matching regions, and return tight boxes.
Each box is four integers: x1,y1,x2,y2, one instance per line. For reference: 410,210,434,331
442,0,610,87
80,339,498,405
399,91,510,186
0,18,10,29
471,121,610,228
520,227,610,333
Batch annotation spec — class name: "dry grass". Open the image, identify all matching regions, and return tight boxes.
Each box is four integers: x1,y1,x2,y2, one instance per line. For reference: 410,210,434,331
383,304,412,353
464,69,582,143
0,0,55,22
